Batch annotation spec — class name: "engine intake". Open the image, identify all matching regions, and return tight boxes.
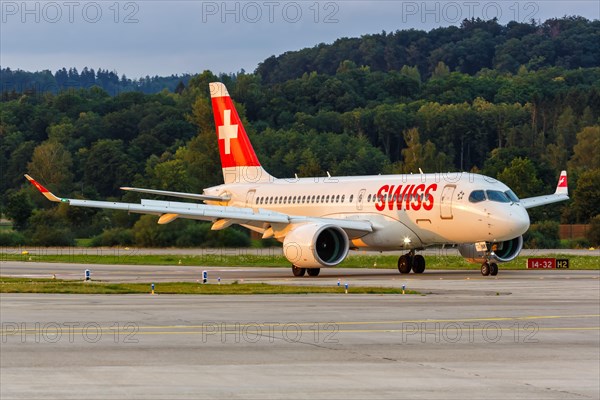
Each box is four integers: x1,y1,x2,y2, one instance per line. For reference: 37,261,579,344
458,236,523,263
283,223,350,268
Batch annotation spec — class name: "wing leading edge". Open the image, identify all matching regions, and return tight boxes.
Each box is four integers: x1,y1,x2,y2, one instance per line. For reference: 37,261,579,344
24,175,373,236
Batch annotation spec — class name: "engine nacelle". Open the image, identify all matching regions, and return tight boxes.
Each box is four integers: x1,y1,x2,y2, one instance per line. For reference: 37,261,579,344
283,223,350,268
458,236,523,263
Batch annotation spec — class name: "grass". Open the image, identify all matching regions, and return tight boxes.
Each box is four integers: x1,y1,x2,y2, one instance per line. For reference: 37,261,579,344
1,252,598,270
0,277,417,295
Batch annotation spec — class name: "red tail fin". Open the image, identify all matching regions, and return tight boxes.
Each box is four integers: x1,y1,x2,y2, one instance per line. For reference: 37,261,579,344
210,82,272,184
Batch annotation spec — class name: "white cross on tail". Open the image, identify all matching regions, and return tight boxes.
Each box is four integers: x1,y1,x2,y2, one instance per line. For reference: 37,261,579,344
218,110,238,154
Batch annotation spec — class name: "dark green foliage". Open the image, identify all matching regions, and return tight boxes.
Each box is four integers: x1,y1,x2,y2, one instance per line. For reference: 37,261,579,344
90,228,134,247
256,17,599,83
0,231,27,246
131,216,250,248
4,191,34,230
25,208,75,246
587,215,600,247
524,221,561,249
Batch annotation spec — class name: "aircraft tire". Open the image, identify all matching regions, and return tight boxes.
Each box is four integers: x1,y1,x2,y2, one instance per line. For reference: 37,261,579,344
412,255,426,273
292,265,306,277
307,268,321,277
398,255,412,274
481,262,491,276
490,263,499,276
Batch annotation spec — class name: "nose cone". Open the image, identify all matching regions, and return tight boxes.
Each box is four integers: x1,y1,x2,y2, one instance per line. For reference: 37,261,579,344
508,205,530,237
489,204,530,241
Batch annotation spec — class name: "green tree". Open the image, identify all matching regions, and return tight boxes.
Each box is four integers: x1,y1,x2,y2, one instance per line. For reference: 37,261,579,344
4,191,34,230
83,139,134,196
497,157,543,198
27,141,74,193
572,169,600,223
568,126,600,171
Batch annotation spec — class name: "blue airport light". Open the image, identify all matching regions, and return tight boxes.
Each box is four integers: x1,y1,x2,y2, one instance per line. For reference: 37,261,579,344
337,279,341,287
202,270,208,284
84,269,90,281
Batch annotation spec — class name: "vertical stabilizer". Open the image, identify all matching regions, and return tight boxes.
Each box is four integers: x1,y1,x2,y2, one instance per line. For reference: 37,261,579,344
209,82,273,184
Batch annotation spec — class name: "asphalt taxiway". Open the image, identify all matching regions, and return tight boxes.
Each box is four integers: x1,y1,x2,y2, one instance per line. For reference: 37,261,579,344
1,263,599,399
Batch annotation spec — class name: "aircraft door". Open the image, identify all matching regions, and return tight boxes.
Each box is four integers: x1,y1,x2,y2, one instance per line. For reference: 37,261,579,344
246,190,256,211
356,189,366,211
440,185,456,219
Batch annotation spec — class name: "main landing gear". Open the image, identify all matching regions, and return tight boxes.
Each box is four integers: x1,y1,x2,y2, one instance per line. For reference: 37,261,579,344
292,265,321,277
397,251,425,274
481,261,499,276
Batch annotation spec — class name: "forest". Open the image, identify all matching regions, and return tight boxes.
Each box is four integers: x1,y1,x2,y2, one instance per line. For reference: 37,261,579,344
1,17,599,247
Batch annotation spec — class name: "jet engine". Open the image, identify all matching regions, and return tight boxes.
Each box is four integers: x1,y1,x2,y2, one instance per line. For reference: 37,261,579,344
283,223,350,268
458,236,523,263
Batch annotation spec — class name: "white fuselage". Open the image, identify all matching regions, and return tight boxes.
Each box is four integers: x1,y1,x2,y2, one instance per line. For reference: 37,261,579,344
205,172,530,250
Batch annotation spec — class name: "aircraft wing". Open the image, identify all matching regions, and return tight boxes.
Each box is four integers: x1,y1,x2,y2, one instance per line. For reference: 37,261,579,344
520,170,569,209
25,175,373,235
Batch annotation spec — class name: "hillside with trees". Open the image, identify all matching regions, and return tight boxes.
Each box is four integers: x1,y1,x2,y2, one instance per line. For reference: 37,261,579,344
1,17,599,247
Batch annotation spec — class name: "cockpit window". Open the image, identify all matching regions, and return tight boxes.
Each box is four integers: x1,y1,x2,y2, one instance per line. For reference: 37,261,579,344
505,190,520,202
468,190,486,203
486,190,511,203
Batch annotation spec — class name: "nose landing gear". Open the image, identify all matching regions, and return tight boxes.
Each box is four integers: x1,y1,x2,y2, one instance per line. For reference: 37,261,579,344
481,261,499,276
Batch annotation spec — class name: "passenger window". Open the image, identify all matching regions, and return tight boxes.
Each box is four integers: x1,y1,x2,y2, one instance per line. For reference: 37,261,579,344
367,194,372,202
326,195,330,203
336,195,340,203
341,195,345,203
468,190,486,203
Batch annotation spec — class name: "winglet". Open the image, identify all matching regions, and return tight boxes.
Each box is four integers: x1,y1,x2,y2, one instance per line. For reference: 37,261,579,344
24,174,65,203
555,170,568,195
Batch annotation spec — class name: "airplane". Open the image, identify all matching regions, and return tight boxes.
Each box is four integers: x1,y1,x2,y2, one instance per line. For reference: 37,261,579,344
25,82,569,277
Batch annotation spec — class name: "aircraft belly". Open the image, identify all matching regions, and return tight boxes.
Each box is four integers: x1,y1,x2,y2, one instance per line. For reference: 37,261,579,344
357,217,423,249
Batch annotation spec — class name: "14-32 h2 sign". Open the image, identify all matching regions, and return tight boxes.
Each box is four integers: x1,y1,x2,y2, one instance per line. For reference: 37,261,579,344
527,258,570,269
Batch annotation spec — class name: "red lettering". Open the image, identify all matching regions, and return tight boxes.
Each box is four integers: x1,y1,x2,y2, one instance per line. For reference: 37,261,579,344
375,185,388,211
403,185,415,210
385,185,395,210
423,184,437,211
375,183,438,212
411,184,426,210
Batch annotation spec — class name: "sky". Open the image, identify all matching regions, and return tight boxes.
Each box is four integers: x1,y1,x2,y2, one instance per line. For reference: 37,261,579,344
1,1,599,78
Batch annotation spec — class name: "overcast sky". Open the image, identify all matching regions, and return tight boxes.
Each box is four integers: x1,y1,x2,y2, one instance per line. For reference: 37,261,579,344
1,1,598,78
